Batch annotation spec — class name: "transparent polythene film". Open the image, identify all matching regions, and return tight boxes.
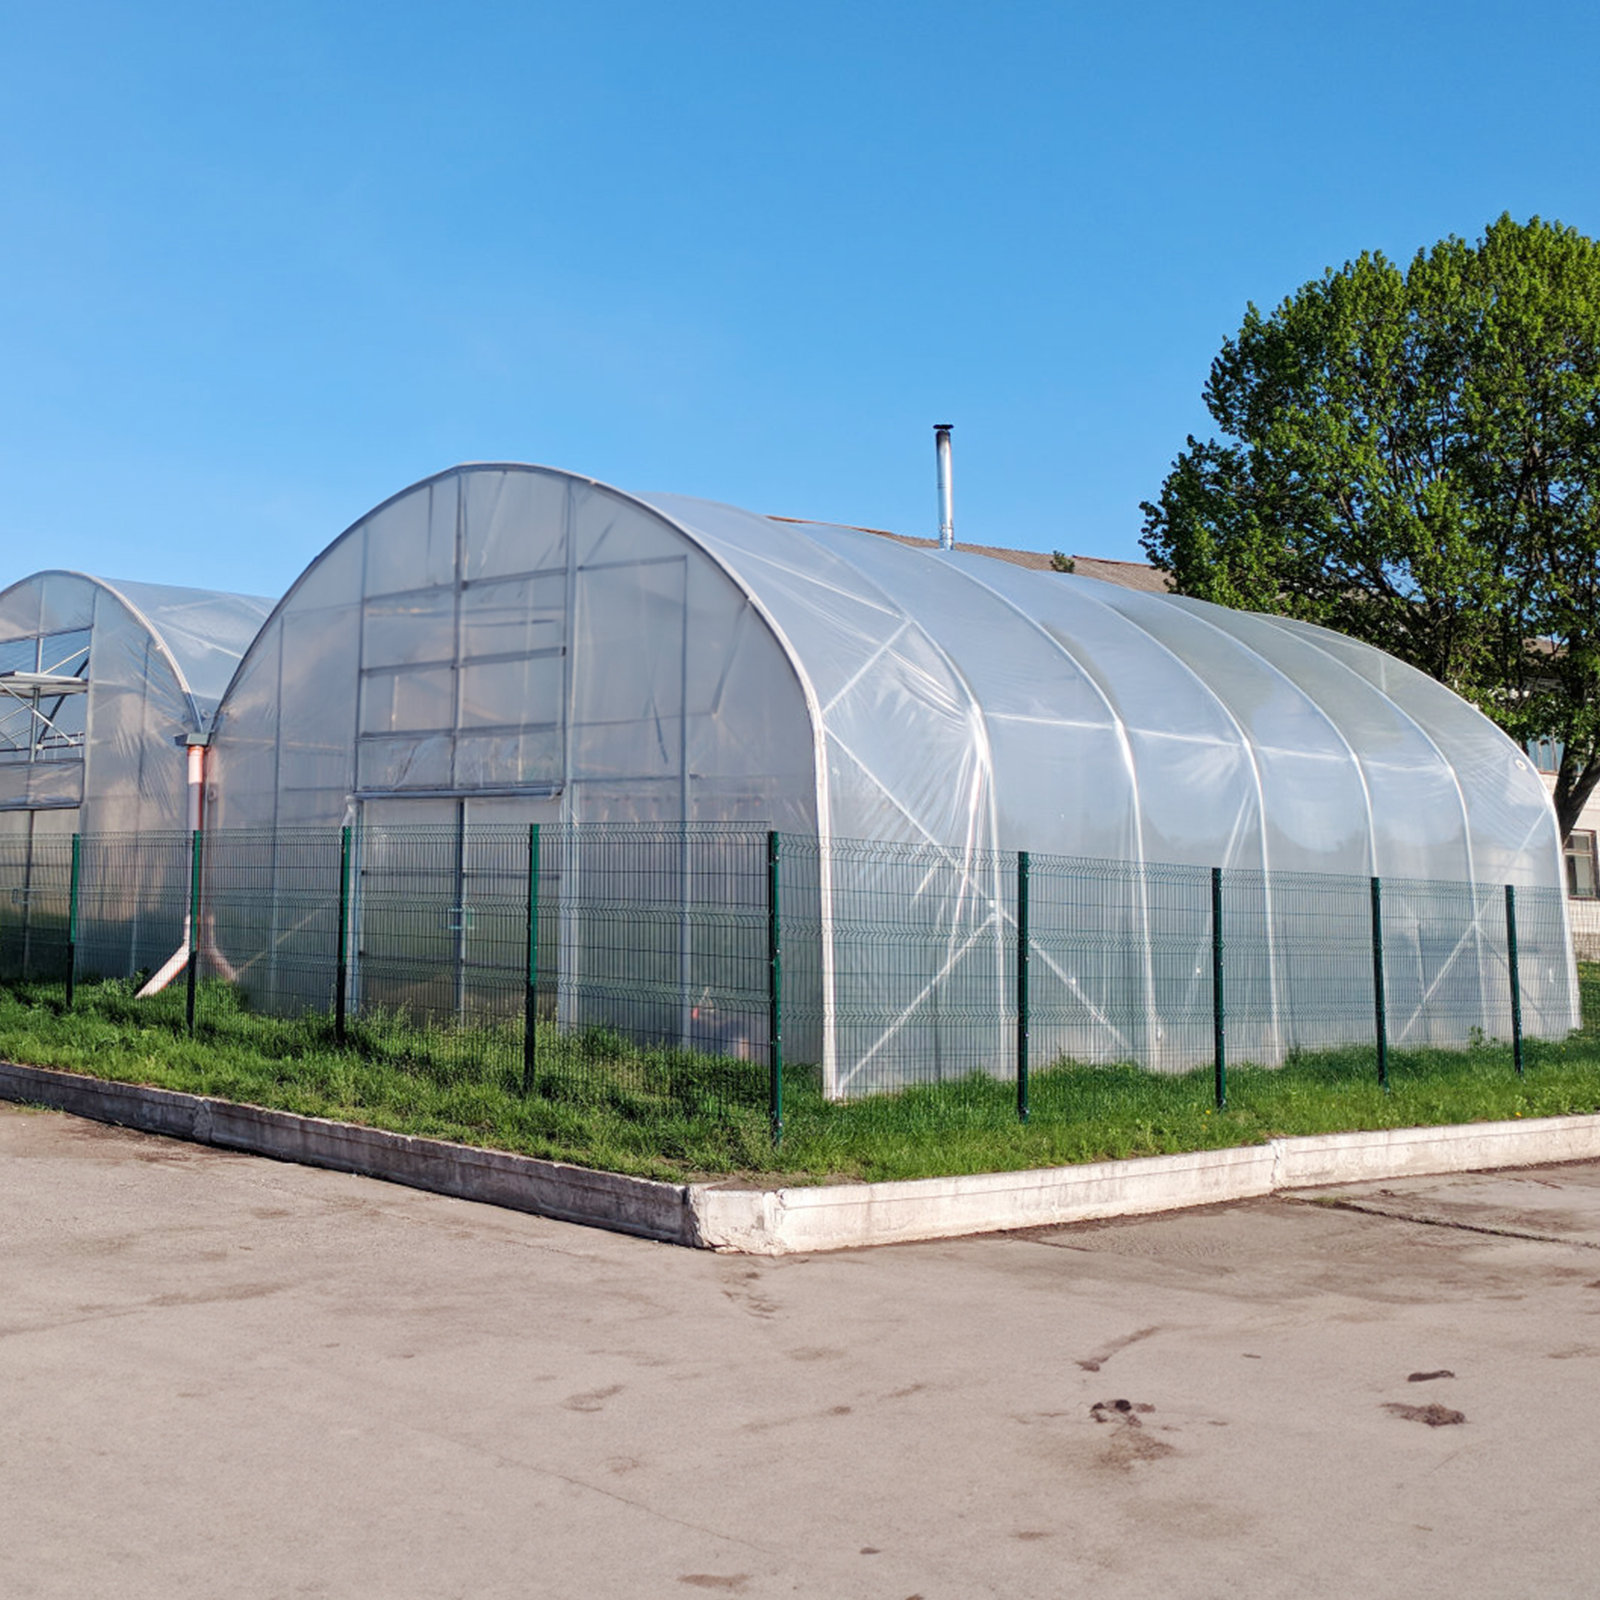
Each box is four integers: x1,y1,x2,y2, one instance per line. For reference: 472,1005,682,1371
208,471,815,836
204,465,1578,1093
0,571,271,835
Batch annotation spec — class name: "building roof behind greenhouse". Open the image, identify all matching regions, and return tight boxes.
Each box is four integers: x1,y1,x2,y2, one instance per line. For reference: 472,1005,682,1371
772,516,1174,593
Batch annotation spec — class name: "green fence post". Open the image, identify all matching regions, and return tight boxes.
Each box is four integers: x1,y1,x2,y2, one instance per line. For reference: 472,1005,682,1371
1016,850,1031,1123
1506,882,1524,1079
768,830,783,1146
185,828,203,1037
522,823,540,1096
335,825,352,1045
1370,875,1388,1091
1211,866,1226,1110
65,832,81,1009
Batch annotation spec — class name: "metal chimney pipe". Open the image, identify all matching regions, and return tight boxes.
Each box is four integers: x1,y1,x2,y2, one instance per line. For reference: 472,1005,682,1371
934,424,954,550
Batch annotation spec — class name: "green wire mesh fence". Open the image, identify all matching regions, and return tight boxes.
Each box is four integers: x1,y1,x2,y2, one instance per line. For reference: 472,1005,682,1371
0,823,1578,1135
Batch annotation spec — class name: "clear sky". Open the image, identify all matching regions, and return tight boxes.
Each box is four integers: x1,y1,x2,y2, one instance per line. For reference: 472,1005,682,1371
3,0,1598,599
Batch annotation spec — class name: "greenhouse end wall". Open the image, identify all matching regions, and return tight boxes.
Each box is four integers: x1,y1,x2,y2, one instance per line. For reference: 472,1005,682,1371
0,571,272,980
203,465,828,1063
207,469,818,835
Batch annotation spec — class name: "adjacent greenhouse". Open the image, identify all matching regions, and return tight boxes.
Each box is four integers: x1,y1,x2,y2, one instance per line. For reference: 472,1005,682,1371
0,570,272,975
203,463,1578,1091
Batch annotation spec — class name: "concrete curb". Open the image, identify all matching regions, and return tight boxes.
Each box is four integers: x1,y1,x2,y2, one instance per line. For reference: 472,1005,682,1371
694,1116,1600,1253
6,1058,1600,1253
0,1061,697,1247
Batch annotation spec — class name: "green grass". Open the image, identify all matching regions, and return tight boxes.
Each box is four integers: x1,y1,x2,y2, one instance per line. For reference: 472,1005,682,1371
2,971,1600,1184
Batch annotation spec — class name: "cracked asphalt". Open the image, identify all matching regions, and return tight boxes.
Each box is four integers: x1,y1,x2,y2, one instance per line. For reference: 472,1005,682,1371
5,1102,1600,1599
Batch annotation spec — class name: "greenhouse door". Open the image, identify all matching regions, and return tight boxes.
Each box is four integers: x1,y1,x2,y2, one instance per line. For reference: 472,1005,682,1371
354,795,559,1024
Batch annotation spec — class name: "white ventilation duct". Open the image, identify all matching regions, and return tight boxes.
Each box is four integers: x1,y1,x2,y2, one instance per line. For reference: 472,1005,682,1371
934,424,954,550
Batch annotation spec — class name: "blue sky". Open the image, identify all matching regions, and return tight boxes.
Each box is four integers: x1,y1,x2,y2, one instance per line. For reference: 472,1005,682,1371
3,0,1598,598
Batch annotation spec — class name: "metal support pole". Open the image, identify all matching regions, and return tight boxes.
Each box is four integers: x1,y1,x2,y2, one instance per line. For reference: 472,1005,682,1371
185,828,203,1036
1506,883,1524,1079
65,833,81,1009
768,831,783,1145
1016,851,1031,1122
1212,866,1226,1109
1371,875,1388,1091
335,825,352,1045
522,824,541,1096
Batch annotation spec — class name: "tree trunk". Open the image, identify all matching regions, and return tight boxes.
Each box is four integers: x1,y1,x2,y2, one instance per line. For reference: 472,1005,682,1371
1554,754,1600,847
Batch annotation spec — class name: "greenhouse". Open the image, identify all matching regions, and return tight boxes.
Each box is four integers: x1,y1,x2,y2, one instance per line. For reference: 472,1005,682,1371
0,569,273,974
202,462,1578,1092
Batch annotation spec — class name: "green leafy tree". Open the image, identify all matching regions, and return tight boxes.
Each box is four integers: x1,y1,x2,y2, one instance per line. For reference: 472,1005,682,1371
1140,214,1600,844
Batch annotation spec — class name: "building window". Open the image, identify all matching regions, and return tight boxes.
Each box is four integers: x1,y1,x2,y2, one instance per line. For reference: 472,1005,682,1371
1529,737,1564,774
1568,831,1598,899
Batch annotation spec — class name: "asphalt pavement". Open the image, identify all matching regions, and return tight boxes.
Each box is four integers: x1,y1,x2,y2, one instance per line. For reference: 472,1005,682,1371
4,1102,1599,1599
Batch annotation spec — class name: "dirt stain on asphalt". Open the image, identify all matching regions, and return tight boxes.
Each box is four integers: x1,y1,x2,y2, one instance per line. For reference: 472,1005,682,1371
148,1282,288,1307
561,1384,624,1413
720,1269,779,1319
1089,1398,1156,1424
677,1576,749,1592
1076,1325,1161,1371
1088,1397,1175,1468
1408,1370,1456,1382
1099,1428,1177,1468
740,1401,857,1434
1383,1403,1466,1426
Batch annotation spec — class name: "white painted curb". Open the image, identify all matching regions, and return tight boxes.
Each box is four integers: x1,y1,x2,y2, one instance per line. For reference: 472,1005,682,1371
691,1142,1281,1253
6,1058,1600,1254
693,1116,1600,1253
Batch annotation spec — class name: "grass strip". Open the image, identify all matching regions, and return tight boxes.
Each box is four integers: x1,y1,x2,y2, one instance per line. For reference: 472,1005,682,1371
1,972,1599,1185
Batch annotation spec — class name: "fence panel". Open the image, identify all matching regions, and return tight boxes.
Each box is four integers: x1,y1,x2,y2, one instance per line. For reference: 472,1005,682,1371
203,828,343,1017
0,831,72,983
532,826,770,1115
76,831,190,985
1381,876,1509,1054
0,819,1583,1130
779,835,1017,1101
1226,867,1378,1070
1026,855,1211,1079
1514,885,1581,1042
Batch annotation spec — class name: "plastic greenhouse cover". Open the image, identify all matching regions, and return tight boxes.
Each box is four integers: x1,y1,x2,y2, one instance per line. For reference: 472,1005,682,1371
647,493,1563,891
93,578,274,724
0,571,273,839
201,465,1577,1091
